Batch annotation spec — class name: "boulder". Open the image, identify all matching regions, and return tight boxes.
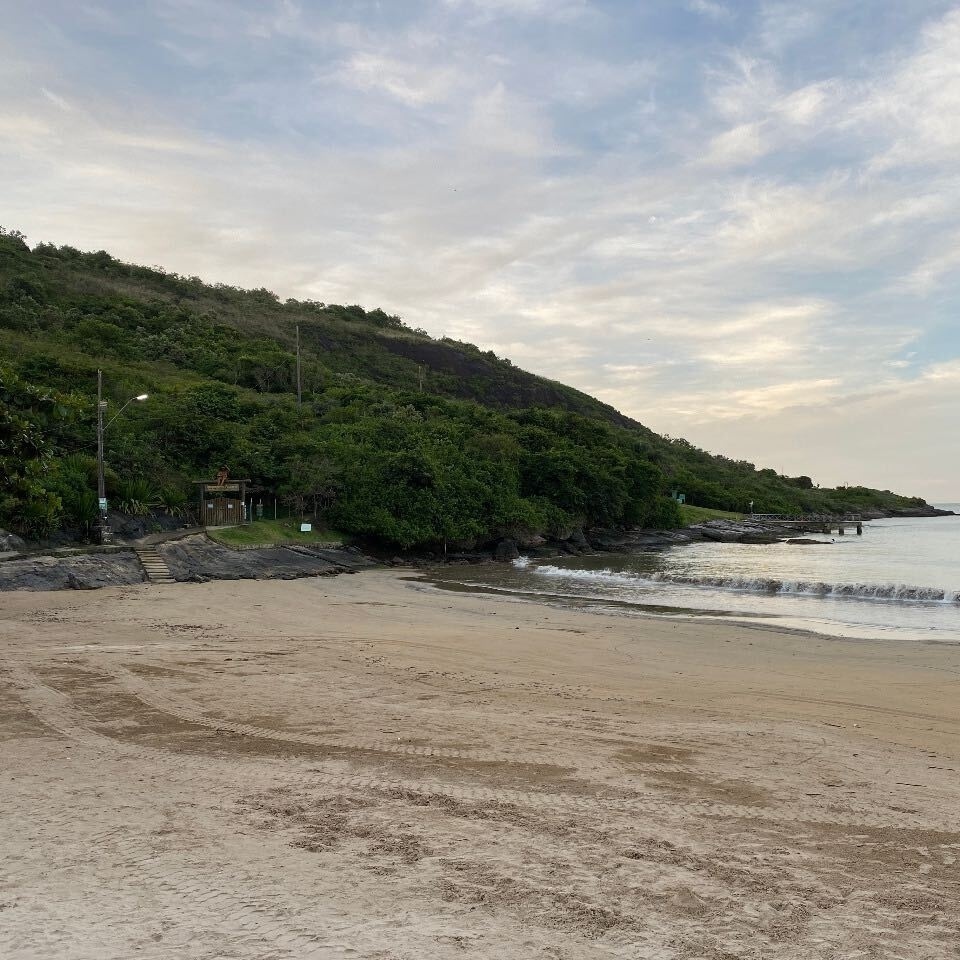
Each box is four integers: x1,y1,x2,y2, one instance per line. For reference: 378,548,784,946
493,538,520,561
738,533,780,544
516,534,547,549
697,526,743,543
567,528,590,550
0,528,26,552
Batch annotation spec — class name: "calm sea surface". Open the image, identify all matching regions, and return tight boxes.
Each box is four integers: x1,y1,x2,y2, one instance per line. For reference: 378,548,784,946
430,506,960,643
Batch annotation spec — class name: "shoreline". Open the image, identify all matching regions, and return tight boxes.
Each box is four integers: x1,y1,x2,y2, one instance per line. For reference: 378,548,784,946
421,539,960,646
2,569,958,957
4,567,958,754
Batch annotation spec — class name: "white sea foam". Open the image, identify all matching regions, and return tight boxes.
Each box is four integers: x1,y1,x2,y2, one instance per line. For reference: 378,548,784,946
526,563,958,605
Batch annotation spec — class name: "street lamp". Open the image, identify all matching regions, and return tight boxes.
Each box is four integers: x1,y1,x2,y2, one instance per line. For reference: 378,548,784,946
96,369,148,543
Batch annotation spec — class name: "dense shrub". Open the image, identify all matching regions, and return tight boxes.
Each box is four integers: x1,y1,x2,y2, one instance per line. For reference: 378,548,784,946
0,230,930,544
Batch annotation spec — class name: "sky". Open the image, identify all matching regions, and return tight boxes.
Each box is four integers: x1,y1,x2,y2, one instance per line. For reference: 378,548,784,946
3,1,960,498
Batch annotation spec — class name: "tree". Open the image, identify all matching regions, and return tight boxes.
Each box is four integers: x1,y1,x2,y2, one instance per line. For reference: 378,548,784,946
0,366,79,536
280,455,342,519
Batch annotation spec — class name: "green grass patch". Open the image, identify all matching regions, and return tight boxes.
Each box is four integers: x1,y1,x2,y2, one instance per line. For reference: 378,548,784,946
678,504,744,525
208,518,347,548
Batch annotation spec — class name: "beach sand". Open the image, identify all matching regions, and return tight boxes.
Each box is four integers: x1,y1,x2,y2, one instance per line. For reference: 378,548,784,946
1,569,957,958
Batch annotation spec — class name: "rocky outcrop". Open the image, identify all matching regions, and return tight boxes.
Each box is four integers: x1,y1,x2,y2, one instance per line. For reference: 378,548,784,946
0,535,376,591
493,538,520,561
690,519,802,544
0,553,145,591
567,528,590,550
587,528,703,552
0,529,26,553
862,505,954,519
885,506,955,517
158,535,375,582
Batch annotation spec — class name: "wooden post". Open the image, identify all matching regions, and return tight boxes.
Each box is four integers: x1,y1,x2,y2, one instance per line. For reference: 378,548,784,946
838,524,845,535
856,522,863,535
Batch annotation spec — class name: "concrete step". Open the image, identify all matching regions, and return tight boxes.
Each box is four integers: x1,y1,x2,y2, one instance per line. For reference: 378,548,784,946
134,547,177,585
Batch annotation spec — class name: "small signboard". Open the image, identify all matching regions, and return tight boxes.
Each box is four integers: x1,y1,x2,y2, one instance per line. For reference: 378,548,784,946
300,522,312,533
98,497,108,510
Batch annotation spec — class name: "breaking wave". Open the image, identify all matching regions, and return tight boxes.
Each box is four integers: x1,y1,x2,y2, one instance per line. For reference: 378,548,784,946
518,560,959,605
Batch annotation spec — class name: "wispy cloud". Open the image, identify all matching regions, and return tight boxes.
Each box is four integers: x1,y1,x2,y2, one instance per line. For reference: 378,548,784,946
2,0,960,494
685,0,732,22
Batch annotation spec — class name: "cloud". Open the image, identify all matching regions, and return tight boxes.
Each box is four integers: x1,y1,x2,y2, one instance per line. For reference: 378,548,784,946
40,87,74,112
702,121,767,166
685,0,731,21
757,1,824,52
3,0,960,494
339,53,460,107
857,8,960,171
440,0,590,22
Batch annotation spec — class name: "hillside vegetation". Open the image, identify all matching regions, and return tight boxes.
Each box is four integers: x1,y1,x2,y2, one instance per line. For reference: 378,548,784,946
0,227,931,547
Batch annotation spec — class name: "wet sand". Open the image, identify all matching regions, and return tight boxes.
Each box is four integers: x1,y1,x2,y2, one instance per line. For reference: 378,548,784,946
1,569,958,958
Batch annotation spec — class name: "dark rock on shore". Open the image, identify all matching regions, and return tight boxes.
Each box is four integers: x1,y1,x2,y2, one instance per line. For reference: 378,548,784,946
587,528,702,552
158,535,376,582
886,506,955,517
860,505,954,519
0,552,145,591
568,528,591,550
493,538,520,561
0,534,376,591
689,519,803,544
0,529,26,553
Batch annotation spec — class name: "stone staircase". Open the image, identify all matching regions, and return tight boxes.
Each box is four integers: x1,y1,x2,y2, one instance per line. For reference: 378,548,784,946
134,545,176,584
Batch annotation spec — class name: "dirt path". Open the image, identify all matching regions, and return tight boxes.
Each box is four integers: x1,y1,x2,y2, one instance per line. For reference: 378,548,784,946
1,571,958,958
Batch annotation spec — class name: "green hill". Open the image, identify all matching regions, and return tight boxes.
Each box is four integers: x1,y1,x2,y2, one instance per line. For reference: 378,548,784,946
0,227,931,547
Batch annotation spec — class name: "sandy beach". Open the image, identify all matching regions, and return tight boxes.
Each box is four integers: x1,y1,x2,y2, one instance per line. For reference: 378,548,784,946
1,568,958,959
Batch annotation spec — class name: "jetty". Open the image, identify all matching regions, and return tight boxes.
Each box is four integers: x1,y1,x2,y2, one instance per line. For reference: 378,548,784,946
751,514,864,535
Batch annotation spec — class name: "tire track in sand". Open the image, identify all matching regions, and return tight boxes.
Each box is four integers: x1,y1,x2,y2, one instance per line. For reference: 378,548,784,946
4,662,950,834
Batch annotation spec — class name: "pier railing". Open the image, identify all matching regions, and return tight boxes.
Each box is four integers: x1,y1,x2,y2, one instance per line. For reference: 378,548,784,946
749,514,864,535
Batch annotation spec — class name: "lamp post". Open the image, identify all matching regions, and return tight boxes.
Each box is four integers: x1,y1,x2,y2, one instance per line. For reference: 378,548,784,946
96,369,148,544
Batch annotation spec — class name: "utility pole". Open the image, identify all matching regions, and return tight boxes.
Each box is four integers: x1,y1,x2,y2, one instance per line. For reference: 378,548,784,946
418,364,423,393
296,324,302,410
96,369,109,543
94,371,148,545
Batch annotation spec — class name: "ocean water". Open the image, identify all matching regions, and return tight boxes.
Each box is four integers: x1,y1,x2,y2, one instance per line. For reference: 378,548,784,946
430,506,960,643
